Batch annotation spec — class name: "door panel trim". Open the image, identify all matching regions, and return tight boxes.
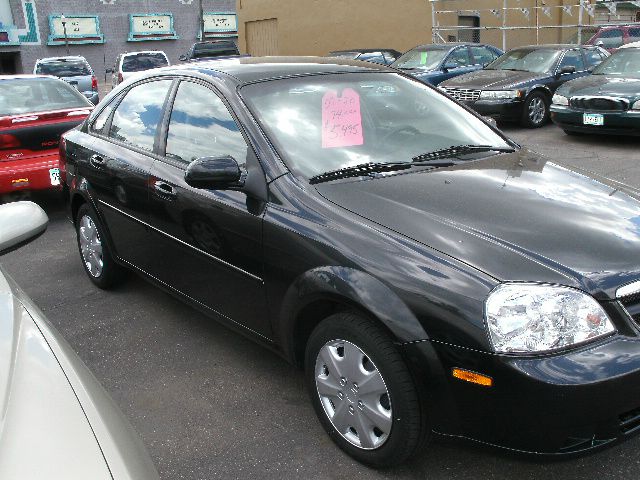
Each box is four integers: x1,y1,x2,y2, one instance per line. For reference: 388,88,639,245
97,199,264,283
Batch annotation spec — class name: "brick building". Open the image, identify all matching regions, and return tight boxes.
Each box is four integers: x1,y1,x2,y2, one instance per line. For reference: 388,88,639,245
0,0,236,76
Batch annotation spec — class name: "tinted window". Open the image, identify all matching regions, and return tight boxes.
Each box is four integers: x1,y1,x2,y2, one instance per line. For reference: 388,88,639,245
36,60,91,77
598,29,624,49
0,77,91,116
109,80,172,151
165,81,247,164
629,28,640,42
448,48,471,66
121,53,168,73
470,46,498,65
192,42,239,59
558,50,585,71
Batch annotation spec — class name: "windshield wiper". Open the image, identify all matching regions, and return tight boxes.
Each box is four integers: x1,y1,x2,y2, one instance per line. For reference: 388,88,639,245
412,144,515,163
309,160,455,185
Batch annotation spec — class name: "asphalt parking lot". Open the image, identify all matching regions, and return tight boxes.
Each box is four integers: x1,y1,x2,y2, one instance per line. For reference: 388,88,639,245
2,124,640,480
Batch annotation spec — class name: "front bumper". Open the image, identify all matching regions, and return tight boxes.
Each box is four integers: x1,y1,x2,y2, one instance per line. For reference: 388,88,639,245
0,153,62,195
463,99,524,122
550,106,640,136
404,331,640,454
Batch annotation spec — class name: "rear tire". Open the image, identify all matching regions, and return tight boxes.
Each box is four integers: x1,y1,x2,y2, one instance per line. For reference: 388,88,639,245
75,203,125,289
305,312,429,467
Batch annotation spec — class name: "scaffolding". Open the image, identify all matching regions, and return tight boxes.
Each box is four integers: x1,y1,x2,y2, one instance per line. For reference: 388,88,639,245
429,0,640,50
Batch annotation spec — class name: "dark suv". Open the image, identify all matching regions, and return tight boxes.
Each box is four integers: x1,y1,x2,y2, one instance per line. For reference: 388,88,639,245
179,40,240,61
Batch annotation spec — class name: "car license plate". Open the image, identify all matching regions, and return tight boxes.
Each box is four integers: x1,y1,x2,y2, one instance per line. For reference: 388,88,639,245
583,113,604,126
49,168,61,186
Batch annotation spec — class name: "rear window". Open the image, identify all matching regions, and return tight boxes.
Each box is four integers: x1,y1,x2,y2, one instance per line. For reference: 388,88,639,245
36,60,91,77
121,53,168,72
192,42,239,58
0,77,91,116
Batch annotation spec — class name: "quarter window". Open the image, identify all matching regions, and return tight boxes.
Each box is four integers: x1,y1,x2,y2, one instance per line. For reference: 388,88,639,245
629,28,640,43
165,81,248,164
91,101,115,135
109,80,172,151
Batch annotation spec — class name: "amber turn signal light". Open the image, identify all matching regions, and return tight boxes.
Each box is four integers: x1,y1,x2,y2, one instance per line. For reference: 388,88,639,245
452,368,493,387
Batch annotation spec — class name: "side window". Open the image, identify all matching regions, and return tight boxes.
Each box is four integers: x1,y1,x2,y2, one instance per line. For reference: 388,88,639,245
447,48,471,67
470,46,496,65
558,50,585,72
584,49,604,68
91,100,116,135
598,29,624,49
109,80,172,151
629,28,640,43
165,81,248,165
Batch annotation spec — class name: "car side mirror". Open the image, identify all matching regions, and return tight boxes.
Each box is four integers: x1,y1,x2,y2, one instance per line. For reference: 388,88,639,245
184,155,244,190
443,62,457,72
179,54,188,62
558,65,576,76
0,201,48,255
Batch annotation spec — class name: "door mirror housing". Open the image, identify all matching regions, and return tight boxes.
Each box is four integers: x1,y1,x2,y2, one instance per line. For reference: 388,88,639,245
558,65,576,76
184,156,244,190
179,54,188,62
442,62,458,72
0,201,48,255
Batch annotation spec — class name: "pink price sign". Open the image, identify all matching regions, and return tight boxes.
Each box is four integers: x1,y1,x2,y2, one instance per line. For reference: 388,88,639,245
321,88,364,149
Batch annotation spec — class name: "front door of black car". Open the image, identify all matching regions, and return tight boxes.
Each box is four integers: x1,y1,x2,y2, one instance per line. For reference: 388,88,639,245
147,79,270,337
84,79,173,270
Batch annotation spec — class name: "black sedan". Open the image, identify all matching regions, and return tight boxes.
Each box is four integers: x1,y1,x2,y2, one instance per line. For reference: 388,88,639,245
551,46,640,135
439,44,609,127
63,57,640,467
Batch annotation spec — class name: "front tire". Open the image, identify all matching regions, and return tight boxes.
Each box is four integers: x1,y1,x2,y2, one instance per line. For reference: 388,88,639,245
521,91,549,128
305,312,429,467
76,203,125,289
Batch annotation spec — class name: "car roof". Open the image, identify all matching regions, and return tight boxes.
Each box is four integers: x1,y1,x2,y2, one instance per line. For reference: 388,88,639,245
409,42,493,50
329,49,400,54
147,56,390,84
36,56,88,63
514,44,584,50
122,50,168,57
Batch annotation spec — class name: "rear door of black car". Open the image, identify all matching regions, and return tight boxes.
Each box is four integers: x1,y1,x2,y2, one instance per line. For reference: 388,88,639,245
82,78,174,270
147,78,270,337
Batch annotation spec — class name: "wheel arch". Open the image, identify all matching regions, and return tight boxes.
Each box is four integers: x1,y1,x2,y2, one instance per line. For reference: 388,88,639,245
277,266,429,367
525,84,553,100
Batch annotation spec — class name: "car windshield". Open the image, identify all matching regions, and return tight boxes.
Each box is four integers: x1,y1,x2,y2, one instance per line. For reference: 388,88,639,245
36,60,91,77
240,73,511,179
486,48,562,73
592,48,640,78
0,77,91,116
392,48,448,70
122,53,168,72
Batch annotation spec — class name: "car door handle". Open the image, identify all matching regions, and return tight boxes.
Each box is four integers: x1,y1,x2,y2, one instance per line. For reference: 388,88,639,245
153,180,177,199
89,154,106,168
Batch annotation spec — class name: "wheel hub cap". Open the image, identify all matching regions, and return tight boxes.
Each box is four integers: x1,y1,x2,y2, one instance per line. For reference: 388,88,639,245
79,215,104,278
529,97,545,124
315,339,392,450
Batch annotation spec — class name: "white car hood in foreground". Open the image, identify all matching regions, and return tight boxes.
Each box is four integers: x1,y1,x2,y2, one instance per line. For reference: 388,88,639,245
0,272,110,479
0,266,159,480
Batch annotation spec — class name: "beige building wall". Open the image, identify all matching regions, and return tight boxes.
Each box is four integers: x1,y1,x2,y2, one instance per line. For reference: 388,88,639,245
237,0,596,56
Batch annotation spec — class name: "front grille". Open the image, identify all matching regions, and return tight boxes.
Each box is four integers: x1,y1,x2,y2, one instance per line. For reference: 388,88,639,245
620,406,640,435
569,96,629,112
442,87,481,102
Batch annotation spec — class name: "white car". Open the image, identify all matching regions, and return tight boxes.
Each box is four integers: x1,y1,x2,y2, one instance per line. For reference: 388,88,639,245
108,51,170,88
0,202,159,479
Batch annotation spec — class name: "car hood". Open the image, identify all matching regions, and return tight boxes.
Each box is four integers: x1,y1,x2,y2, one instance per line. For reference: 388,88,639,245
315,149,640,299
440,69,546,89
0,269,111,479
558,74,640,100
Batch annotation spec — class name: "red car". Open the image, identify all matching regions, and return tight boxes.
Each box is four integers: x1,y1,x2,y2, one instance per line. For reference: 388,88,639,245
583,24,640,52
0,75,93,198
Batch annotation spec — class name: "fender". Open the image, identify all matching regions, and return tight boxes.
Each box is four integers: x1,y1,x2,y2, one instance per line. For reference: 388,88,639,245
525,84,553,98
278,266,430,363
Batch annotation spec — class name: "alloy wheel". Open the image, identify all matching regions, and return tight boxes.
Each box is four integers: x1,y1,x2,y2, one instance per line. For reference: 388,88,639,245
314,339,392,450
528,97,546,125
79,214,104,278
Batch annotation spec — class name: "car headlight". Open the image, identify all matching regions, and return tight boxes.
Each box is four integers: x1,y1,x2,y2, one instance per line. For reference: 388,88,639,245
552,94,569,107
485,283,615,353
632,100,640,111
479,90,521,100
